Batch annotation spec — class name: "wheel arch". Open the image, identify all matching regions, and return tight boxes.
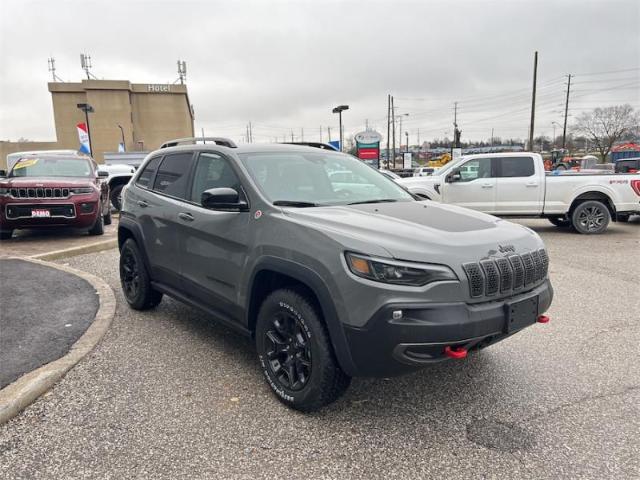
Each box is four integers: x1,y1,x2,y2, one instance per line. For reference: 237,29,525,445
246,257,357,376
117,218,154,273
569,190,616,219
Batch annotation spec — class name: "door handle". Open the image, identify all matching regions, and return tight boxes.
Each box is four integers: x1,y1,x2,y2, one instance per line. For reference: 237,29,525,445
481,183,493,188
178,212,194,222
526,183,539,187
137,200,148,208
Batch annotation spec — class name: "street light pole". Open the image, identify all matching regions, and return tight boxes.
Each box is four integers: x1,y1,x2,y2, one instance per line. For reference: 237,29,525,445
332,105,349,152
117,124,126,152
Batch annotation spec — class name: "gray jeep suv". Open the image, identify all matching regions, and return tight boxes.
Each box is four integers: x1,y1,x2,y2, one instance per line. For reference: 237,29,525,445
118,139,553,411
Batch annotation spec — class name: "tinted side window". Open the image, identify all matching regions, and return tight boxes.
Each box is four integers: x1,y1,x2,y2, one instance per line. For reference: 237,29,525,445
153,153,196,199
499,157,535,177
190,153,242,203
136,156,162,188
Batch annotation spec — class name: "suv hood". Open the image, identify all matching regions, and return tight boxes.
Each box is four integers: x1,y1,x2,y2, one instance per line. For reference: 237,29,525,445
1,177,94,188
284,201,542,263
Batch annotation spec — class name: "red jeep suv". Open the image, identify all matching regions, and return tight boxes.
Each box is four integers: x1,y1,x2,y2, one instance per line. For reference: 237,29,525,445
0,154,111,240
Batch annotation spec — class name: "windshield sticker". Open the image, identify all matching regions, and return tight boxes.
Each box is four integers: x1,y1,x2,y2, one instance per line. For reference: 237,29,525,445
13,158,39,169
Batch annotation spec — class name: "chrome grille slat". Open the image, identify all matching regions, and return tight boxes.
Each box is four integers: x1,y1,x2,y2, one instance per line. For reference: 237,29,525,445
8,187,71,199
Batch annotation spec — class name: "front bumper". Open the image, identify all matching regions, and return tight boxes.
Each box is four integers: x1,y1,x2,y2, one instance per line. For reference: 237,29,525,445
0,198,99,229
344,279,553,377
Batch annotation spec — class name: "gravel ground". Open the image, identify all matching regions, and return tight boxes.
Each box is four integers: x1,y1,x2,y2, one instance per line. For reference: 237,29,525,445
0,218,638,479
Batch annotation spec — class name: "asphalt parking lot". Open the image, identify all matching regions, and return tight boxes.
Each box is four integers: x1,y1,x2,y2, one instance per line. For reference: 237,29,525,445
0,218,638,479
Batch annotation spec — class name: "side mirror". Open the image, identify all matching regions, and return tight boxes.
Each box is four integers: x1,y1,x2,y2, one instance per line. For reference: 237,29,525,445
0,169,6,177
97,170,109,178
446,168,462,183
201,187,249,211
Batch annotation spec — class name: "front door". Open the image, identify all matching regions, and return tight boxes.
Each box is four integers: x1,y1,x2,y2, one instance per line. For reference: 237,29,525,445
177,152,252,324
441,157,497,213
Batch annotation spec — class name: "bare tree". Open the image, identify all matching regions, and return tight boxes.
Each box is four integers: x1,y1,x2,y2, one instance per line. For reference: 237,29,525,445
572,104,639,162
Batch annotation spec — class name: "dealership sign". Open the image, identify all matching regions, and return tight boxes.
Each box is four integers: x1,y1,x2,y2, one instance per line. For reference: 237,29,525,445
355,130,382,167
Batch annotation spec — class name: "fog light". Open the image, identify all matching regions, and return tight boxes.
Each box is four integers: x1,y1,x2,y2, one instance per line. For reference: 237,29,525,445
392,310,403,320
80,202,95,213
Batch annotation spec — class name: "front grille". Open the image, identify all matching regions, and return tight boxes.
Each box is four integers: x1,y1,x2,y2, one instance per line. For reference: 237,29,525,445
5,204,75,219
464,249,548,298
10,187,70,199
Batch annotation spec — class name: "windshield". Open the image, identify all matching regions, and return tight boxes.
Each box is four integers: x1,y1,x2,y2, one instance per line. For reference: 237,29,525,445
239,151,415,206
9,157,93,178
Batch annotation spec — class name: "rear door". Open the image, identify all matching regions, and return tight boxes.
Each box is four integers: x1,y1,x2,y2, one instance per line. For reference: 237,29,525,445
144,152,197,289
494,156,543,214
440,157,497,213
176,152,252,324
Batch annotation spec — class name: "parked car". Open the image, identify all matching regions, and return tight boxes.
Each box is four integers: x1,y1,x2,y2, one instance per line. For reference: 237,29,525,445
399,152,640,234
0,154,111,240
118,139,553,412
615,157,640,174
98,163,137,210
413,166,440,177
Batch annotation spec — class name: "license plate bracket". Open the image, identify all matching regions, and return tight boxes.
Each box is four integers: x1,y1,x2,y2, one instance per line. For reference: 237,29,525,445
505,296,539,333
31,209,51,218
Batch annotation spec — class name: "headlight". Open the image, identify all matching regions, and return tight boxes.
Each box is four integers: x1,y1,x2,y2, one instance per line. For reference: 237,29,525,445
0,187,9,196
70,187,94,194
345,252,458,286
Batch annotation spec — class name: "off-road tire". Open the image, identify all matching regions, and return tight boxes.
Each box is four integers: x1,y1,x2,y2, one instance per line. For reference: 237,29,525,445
88,205,105,235
104,209,112,225
571,200,610,234
119,238,163,310
256,289,351,412
548,217,571,228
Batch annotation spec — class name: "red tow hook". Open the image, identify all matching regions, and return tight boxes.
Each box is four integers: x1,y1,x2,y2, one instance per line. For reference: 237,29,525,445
444,345,468,359
537,315,550,324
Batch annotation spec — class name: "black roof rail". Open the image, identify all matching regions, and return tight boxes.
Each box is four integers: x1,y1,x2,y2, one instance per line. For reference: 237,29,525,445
280,142,339,151
159,137,238,149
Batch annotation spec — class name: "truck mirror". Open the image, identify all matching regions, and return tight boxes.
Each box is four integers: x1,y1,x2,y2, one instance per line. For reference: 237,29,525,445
446,169,461,183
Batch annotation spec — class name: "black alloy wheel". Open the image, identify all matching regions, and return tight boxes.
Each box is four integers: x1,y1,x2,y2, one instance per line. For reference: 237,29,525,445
120,247,140,300
263,311,312,391
572,201,610,234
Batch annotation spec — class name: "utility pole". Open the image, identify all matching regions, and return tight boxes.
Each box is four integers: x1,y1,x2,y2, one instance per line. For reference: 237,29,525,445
246,124,250,144
319,126,322,142
249,122,253,143
291,131,294,142
528,51,538,151
562,74,572,149
391,96,396,169
417,128,420,151
327,126,331,142
491,127,494,148
386,94,391,167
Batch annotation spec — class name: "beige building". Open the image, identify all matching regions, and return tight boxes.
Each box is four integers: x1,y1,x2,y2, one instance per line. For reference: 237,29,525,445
1,79,194,168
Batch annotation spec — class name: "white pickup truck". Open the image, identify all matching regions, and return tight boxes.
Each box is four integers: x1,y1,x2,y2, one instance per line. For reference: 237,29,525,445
399,152,640,234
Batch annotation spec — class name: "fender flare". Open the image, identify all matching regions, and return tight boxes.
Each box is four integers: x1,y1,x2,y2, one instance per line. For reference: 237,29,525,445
246,256,358,376
117,216,153,273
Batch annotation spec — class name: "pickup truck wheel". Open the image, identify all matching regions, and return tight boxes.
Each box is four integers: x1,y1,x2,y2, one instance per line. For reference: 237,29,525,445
0,229,13,240
548,217,571,228
119,238,163,310
256,289,351,412
110,184,124,211
88,205,105,235
571,200,610,234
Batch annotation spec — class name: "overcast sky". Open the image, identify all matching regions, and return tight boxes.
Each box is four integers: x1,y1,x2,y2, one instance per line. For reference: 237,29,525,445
1,0,639,146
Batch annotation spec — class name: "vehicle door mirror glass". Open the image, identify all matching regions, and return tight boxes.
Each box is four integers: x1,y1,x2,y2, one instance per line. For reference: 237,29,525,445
446,168,461,183
201,187,248,211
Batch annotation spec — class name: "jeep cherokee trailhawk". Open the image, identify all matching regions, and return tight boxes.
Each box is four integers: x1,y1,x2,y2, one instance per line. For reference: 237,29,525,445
118,138,553,412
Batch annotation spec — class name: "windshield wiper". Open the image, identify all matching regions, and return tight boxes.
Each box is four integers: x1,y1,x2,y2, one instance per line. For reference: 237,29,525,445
347,199,399,205
273,200,319,208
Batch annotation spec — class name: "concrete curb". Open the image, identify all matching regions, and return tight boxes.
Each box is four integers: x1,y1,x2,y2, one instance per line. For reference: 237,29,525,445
0,257,116,425
31,238,117,261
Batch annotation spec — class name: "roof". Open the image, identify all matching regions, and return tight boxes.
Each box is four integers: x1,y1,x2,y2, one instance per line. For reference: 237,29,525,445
154,143,344,156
